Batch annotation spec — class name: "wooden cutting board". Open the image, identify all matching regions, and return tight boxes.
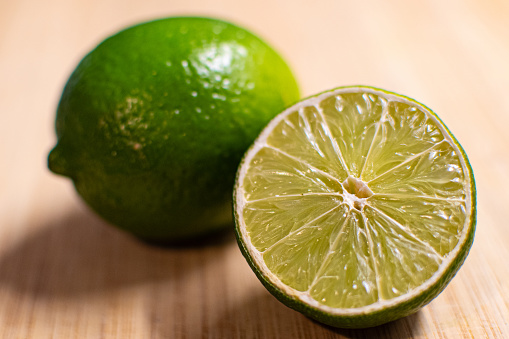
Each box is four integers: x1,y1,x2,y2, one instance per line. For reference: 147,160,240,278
1,0,508,337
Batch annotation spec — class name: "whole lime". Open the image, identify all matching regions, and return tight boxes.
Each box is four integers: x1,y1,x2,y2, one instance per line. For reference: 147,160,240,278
48,17,300,243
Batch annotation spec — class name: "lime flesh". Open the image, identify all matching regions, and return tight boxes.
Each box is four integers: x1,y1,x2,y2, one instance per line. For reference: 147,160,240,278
234,86,475,328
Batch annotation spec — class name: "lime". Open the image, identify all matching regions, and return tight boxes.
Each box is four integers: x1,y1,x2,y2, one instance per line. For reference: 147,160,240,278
234,86,475,328
48,17,300,242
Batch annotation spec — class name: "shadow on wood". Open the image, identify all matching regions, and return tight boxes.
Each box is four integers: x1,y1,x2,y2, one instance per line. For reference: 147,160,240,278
206,288,423,339
0,204,236,300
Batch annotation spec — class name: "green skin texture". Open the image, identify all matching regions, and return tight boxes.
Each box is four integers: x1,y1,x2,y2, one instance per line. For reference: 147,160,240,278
48,17,300,242
233,86,476,328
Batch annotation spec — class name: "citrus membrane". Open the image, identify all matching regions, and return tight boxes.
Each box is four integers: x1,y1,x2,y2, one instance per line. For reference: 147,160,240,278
234,86,475,328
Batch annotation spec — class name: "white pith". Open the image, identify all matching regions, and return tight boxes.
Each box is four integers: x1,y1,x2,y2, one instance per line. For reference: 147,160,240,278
234,86,473,316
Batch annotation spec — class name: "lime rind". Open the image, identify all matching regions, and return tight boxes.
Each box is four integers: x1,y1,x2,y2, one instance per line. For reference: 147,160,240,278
233,85,476,328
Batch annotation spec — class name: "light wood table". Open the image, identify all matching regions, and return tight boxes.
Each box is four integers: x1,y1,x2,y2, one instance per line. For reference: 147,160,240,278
1,0,508,338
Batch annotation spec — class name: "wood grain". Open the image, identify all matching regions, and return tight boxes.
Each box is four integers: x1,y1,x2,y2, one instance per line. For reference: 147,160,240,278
1,0,508,338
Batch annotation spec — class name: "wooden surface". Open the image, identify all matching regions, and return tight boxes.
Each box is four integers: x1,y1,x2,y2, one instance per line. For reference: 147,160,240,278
1,0,509,338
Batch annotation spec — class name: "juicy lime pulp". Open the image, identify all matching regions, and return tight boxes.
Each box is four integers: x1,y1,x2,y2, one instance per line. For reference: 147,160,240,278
48,16,300,242
234,86,475,328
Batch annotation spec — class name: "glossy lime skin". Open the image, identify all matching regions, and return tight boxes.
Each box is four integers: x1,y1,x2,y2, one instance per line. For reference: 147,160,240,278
48,17,300,242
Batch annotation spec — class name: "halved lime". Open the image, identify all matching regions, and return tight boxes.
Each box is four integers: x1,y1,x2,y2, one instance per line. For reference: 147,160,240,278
233,86,476,328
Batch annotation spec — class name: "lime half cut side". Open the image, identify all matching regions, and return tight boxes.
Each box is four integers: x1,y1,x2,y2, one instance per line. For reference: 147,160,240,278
234,86,476,328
